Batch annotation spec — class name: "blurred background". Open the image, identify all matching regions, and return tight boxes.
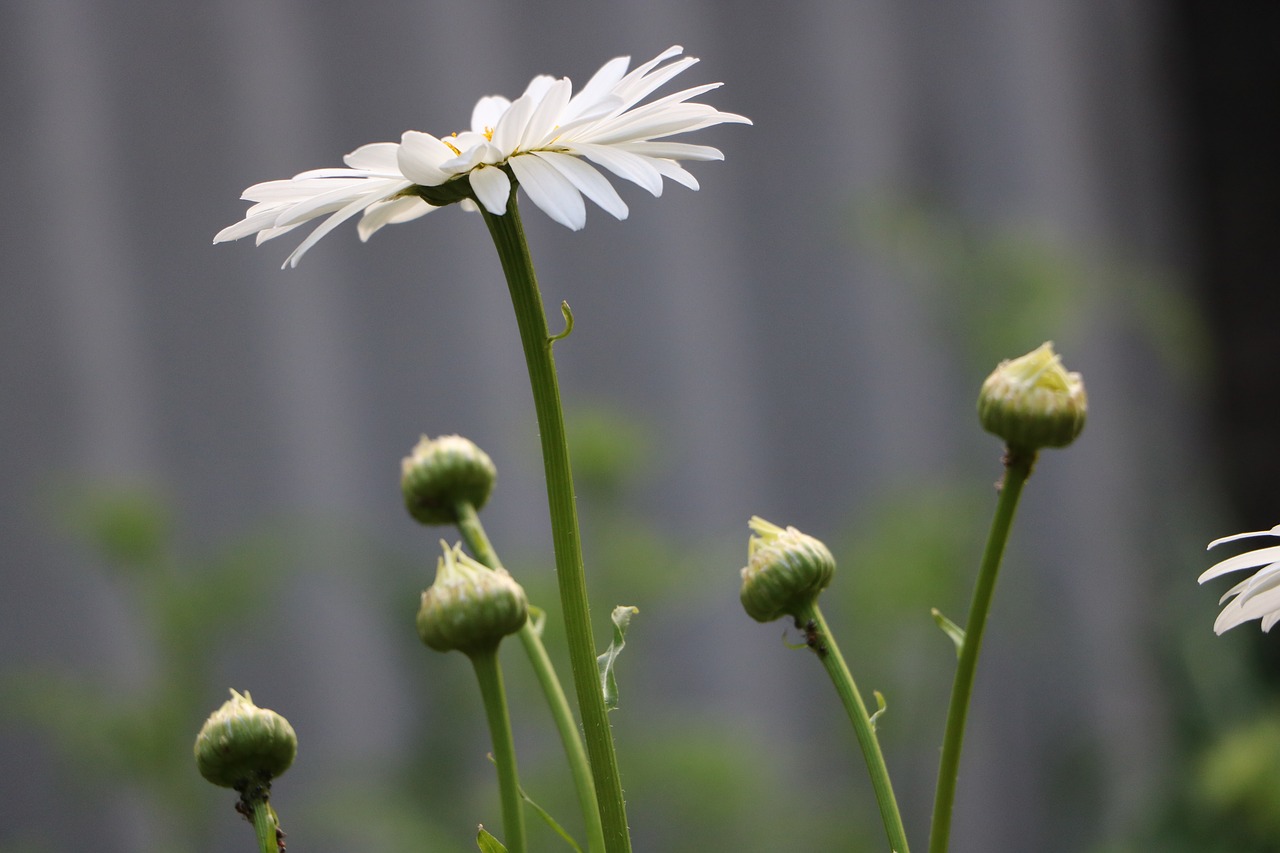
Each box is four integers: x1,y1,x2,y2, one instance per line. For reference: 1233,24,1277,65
2,1,1278,851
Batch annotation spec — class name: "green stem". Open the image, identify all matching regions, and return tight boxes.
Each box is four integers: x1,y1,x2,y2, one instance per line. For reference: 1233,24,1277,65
245,790,279,853
480,196,632,853
796,601,911,853
470,647,527,853
927,448,1035,853
455,500,607,853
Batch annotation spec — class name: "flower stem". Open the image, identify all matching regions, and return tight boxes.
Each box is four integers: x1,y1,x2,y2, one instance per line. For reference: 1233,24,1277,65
796,601,911,853
480,196,632,853
470,647,527,853
927,448,1035,853
243,789,279,853
455,500,606,853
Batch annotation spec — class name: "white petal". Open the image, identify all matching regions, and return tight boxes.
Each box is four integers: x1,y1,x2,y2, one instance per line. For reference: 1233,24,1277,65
522,74,558,102
534,151,628,220
1216,584,1280,634
561,55,631,123
1198,545,1280,583
471,96,511,133
612,48,690,108
1236,564,1280,605
648,158,699,191
274,178,399,228
282,192,382,268
569,143,664,196
343,142,402,172
1207,525,1280,549
510,153,585,230
521,77,572,150
215,207,288,243
357,195,433,240
398,132,454,185
440,141,504,174
615,141,725,161
469,165,511,215
490,94,536,155
588,103,745,146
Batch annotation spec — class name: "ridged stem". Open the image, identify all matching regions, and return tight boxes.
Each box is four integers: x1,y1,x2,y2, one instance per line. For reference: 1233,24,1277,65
455,500,606,853
796,601,911,853
470,647,527,853
244,791,279,853
927,448,1035,853
479,196,631,853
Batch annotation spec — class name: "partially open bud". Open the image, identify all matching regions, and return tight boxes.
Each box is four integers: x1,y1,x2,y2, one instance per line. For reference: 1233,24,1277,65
401,435,498,525
417,542,528,655
194,690,296,790
740,517,836,623
977,342,1086,451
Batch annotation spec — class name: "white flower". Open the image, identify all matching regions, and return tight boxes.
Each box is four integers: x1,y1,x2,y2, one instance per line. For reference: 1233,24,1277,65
215,46,749,267
1199,524,1280,633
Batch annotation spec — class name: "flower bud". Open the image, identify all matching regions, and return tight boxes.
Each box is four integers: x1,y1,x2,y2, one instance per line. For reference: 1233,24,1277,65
417,542,528,655
739,517,835,623
194,690,296,790
977,342,1086,451
401,435,498,525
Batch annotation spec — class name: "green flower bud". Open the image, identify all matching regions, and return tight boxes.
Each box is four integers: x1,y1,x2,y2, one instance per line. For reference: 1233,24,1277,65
417,542,528,655
194,690,296,790
401,434,497,526
977,342,1087,451
739,517,835,623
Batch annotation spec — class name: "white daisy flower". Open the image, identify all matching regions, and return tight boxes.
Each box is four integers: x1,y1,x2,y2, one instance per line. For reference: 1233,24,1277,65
215,46,748,267
1199,524,1280,633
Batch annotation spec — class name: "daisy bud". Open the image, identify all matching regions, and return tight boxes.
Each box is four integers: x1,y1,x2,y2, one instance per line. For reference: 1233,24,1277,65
740,517,836,623
401,434,498,525
977,342,1087,451
194,690,296,790
418,542,528,655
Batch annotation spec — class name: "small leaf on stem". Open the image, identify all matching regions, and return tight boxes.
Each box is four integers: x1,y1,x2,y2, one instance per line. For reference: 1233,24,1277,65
869,690,888,732
597,606,639,711
931,607,966,658
477,825,509,853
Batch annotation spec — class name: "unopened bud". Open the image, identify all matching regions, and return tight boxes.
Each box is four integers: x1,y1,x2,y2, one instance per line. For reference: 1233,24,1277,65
417,542,528,655
977,342,1086,451
401,435,498,525
740,517,835,623
194,690,296,790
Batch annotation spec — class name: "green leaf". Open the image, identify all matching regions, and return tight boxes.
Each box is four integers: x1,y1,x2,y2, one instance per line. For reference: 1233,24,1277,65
869,690,887,732
476,825,508,853
597,605,639,711
528,605,546,639
519,784,583,853
931,607,966,658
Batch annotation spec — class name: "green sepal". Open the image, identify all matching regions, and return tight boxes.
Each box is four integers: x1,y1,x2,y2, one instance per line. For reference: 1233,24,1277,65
931,607,966,658
476,825,508,853
597,606,638,711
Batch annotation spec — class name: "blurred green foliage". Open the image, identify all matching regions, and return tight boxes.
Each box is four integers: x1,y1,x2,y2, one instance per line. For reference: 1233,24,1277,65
2,484,295,852
855,198,1208,382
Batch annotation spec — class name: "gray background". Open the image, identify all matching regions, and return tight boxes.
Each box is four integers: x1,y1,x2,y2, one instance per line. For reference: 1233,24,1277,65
0,1,1254,851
